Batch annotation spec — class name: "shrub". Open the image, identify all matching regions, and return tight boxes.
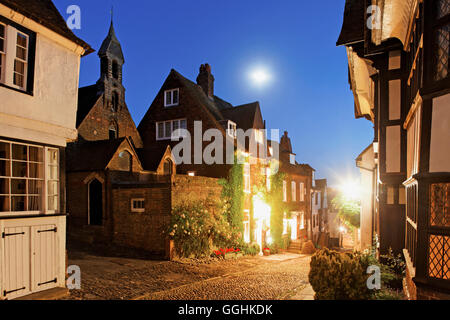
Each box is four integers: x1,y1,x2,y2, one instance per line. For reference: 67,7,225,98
380,248,406,277
242,243,260,256
309,248,372,300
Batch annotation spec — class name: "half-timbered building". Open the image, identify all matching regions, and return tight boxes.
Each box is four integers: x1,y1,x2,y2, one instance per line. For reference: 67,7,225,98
338,0,450,299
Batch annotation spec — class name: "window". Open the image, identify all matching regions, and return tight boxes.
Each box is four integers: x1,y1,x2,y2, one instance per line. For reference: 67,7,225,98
112,60,119,79
291,181,296,202
111,91,119,112
300,182,305,201
187,171,195,177
244,163,250,193
283,180,287,202
13,32,28,89
433,0,450,81
227,121,237,138
118,151,132,172
0,141,59,214
0,23,5,82
131,198,145,213
109,122,118,140
163,159,173,175
290,154,296,165
156,119,187,140
46,148,59,212
300,212,305,230
164,89,179,107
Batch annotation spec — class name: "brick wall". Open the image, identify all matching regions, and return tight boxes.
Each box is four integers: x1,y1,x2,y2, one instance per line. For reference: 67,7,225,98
111,184,171,256
171,175,222,207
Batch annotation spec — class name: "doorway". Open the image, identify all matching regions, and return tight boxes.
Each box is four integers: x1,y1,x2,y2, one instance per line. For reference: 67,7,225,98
89,179,103,226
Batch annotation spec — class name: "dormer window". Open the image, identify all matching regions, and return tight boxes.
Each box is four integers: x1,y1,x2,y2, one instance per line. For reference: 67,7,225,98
164,88,179,107
227,121,237,138
255,130,264,144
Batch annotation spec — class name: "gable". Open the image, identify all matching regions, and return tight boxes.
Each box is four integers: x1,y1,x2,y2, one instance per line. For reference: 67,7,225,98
77,91,143,148
106,138,143,172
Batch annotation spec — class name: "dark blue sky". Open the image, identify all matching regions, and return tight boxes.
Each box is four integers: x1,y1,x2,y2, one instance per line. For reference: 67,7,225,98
54,0,373,186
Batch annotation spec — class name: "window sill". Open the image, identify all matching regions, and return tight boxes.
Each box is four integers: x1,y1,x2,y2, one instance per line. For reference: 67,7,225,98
164,104,179,108
0,212,66,220
0,82,33,96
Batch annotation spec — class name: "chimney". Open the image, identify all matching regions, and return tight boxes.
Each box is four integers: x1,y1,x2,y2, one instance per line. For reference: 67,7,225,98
197,63,215,98
280,131,293,153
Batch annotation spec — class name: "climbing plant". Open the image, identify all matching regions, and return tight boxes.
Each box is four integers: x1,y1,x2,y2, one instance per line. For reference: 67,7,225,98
332,192,361,230
267,171,287,248
218,161,245,243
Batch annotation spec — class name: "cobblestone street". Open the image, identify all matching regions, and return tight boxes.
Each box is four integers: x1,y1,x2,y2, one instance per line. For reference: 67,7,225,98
65,251,311,300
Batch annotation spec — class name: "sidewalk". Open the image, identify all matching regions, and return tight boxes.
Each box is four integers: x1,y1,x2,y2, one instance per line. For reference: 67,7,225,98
290,284,315,300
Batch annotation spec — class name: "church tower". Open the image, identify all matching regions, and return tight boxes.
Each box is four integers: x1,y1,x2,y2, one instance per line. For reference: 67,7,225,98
96,20,125,113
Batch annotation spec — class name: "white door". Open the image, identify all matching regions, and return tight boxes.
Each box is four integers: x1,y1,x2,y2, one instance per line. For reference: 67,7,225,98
2,227,31,299
31,224,58,293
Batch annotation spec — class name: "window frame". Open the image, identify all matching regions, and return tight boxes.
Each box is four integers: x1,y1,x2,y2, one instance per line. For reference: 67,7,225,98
0,139,59,216
131,198,145,213
164,88,180,107
0,17,35,94
291,181,296,202
156,119,187,140
300,182,305,202
227,121,237,139
429,0,450,84
12,31,28,90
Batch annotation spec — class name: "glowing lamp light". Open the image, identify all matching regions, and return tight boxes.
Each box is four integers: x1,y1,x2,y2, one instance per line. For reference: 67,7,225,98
339,180,361,201
339,226,347,233
253,193,272,255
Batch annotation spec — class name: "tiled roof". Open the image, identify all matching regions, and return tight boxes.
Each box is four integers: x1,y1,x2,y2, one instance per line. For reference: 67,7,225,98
220,102,261,131
67,138,127,172
336,0,365,46
76,85,101,127
0,0,93,55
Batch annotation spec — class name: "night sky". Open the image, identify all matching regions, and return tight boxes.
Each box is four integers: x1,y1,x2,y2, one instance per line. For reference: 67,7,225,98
54,0,373,186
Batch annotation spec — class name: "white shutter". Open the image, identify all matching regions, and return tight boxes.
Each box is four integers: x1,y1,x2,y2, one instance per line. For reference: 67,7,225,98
2,227,31,299
31,225,58,292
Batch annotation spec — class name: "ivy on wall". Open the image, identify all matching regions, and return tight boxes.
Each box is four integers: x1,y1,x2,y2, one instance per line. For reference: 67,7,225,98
267,171,288,248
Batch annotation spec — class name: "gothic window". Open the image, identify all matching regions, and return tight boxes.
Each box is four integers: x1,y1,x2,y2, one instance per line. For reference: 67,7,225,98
118,151,132,172
434,0,450,81
109,122,117,140
101,57,108,77
111,91,119,112
112,60,119,79
163,159,173,175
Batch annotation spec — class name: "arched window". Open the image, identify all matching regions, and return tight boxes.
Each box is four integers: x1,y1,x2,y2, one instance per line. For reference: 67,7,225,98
118,151,132,172
109,122,117,140
111,91,119,112
101,57,109,77
112,60,119,79
163,159,173,175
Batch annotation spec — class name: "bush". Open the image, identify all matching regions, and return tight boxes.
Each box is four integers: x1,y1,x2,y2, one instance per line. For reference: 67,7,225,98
309,248,372,300
242,243,260,256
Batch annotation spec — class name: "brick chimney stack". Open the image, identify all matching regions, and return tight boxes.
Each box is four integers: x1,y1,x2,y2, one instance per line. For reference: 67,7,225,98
280,131,293,153
197,63,215,98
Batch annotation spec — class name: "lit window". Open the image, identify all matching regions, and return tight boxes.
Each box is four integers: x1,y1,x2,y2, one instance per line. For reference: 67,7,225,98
291,181,296,202
300,212,305,230
187,171,195,177
244,163,251,193
283,180,287,202
156,119,187,140
131,198,145,213
164,89,179,107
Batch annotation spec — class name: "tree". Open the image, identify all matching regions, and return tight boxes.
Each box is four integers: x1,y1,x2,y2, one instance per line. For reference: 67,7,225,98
331,192,361,230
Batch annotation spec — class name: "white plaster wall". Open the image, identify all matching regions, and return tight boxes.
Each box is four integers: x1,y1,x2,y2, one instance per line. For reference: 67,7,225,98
0,33,80,146
430,94,450,173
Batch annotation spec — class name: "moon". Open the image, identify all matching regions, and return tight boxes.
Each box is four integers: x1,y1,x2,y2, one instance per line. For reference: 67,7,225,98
249,67,272,87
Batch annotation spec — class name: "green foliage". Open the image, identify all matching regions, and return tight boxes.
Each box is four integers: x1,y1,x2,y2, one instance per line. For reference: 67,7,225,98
219,161,245,242
331,192,361,230
267,172,287,248
309,248,372,300
168,200,237,258
241,243,260,256
380,248,406,277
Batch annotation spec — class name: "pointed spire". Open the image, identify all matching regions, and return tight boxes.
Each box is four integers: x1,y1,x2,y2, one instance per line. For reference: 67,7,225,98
98,9,124,62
